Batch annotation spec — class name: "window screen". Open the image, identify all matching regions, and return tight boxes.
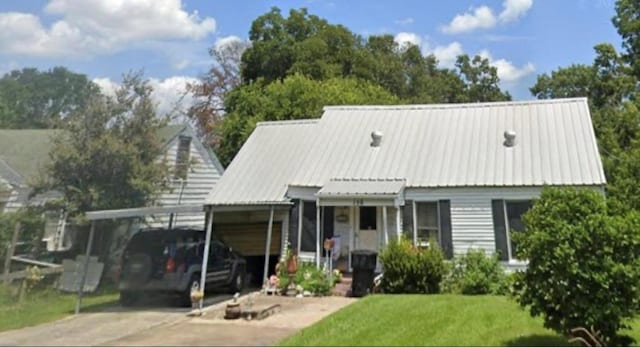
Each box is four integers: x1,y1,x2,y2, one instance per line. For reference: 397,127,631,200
300,201,317,252
359,206,377,230
416,202,439,247
175,136,191,179
505,200,532,258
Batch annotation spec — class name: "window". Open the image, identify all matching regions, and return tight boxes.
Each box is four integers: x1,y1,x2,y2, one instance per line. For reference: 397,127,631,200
505,200,532,259
416,202,439,247
299,201,334,253
174,136,191,179
359,206,376,230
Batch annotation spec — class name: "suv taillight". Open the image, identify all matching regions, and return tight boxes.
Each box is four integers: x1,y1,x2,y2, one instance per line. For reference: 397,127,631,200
165,257,176,273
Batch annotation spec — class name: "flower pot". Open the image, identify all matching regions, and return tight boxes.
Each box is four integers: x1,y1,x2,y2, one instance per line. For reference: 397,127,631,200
287,255,298,275
224,302,241,319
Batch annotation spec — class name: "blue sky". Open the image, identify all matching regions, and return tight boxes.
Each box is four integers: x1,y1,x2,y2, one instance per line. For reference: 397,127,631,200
0,0,623,113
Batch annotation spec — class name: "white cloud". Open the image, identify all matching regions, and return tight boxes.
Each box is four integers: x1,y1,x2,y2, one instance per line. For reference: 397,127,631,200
0,0,216,58
441,6,496,34
394,32,422,48
442,0,533,34
429,42,465,69
395,17,414,26
499,0,533,23
477,49,535,82
93,76,198,117
214,35,243,51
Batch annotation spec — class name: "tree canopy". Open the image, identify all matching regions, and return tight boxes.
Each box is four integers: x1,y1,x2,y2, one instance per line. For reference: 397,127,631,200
190,6,512,164
0,67,101,129
37,72,169,216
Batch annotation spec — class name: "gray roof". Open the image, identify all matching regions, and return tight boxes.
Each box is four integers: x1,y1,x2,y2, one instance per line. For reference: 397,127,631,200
206,98,606,206
317,179,406,197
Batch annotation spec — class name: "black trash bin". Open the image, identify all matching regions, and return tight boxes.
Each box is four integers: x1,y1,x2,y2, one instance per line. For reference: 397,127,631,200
351,249,378,297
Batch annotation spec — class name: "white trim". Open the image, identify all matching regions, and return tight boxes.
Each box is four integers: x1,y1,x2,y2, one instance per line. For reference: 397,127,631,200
315,202,321,267
395,206,401,240
382,206,388,245
412,201,417,246
297,200,303,255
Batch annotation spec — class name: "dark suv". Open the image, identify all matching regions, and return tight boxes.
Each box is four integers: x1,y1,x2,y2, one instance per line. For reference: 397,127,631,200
118,227,246,306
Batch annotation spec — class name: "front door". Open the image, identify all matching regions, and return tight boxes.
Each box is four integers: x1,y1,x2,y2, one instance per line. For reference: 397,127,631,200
356,206,380,249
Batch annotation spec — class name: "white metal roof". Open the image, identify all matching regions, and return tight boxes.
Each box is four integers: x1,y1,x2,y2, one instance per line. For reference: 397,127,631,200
317,178,405,197
206,98,606,205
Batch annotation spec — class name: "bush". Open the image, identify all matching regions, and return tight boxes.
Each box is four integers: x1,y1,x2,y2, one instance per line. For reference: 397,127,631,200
442,249,505,295
278,262,334,295
513,187,640,345
379,237,445,294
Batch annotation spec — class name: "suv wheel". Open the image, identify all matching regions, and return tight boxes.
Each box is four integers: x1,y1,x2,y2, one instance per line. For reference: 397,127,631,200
229,267,245,294
119,291,139,307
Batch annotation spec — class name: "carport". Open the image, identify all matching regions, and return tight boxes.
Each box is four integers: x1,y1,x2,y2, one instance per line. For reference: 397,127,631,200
78,204,204,314
78,203,290,313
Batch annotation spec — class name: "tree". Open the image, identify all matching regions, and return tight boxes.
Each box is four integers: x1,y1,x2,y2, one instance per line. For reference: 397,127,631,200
187,38,250,149
613,0,640,79
455,55,511,102
217,75,399,165
38,72,169,216
513,187,640,345
530,44,635,109
0,67,101,129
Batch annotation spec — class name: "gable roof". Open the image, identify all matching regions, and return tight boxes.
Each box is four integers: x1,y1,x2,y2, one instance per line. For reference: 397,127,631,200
0,124,216,186
206,97,606,206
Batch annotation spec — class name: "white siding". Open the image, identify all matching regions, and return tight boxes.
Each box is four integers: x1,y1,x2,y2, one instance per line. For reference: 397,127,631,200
405,186,603,256
149,132,223,228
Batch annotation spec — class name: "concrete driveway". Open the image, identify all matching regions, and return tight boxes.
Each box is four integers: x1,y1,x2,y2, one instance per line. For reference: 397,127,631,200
0,293,356,346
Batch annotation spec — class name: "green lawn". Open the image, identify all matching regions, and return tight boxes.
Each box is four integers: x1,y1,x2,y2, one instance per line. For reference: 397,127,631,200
279,294,640,346
0,284,119,333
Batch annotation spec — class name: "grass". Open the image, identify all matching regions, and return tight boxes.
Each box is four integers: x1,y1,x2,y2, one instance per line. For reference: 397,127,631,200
278,294,584,346
0,283,119,333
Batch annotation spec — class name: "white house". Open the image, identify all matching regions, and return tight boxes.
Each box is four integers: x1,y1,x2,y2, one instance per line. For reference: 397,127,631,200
0,124,225,252
204,97,606,281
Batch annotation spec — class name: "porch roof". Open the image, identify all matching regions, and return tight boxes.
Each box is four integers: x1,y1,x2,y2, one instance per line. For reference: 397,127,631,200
316,178,406,198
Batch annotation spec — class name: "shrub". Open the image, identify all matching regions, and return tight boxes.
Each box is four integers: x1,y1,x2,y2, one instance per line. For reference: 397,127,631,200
513,187,640,345
278,262,334,295
379,237,445,294
442,249,505,295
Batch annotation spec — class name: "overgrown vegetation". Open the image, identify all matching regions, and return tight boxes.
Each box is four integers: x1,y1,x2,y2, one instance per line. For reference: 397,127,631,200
0,207,46,264
513,187,640,346
442,249,506,295
378,237,446,294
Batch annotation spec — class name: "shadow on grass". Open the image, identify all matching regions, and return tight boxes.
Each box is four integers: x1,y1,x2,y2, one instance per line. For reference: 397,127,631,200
502,334,573,346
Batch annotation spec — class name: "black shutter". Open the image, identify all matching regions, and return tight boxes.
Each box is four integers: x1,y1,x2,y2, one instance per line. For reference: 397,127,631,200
323,206,334,239
439,200,453,259
492,200,509,261
288,200,300,251
402,200,413,241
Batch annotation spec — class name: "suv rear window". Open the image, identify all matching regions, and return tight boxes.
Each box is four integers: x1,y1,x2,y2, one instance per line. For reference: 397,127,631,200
125,229,204,254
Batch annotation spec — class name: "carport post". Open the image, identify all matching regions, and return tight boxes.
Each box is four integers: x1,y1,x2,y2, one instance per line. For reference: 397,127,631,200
396,206,402,240
263,206,275,286
316,202,321,268
199,207,214,310
75,220,96,315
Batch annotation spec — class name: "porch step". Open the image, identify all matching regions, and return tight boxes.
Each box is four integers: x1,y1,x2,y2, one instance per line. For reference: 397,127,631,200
331,273,353,297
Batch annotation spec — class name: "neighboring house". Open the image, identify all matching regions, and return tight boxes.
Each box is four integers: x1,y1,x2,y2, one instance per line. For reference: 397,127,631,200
0,124,224,251
204,97,606,281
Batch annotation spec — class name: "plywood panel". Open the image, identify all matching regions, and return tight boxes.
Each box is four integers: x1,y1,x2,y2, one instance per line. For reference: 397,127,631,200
214,223,281,256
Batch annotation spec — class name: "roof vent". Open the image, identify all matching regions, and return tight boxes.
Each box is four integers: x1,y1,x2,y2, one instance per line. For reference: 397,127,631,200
504,130,516,147
371,131,383,147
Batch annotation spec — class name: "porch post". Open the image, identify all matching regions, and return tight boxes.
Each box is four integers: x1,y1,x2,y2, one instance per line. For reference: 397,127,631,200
297,201,303,255
75,220,96,315
199,207,214,310
396,206,401,240
382,206,389,245
412,201,418,246
263,206,275,285
349,206,354,270
315,202,321,268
